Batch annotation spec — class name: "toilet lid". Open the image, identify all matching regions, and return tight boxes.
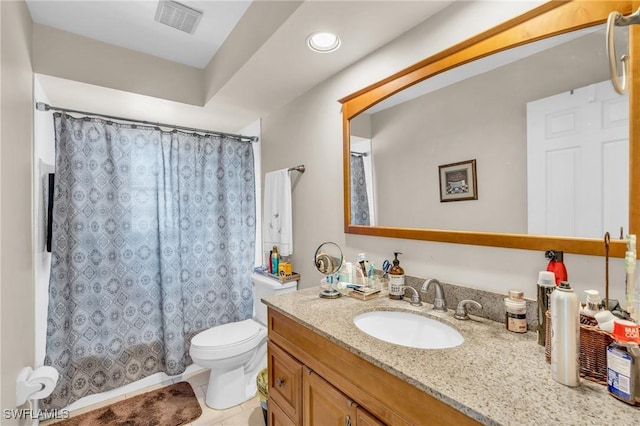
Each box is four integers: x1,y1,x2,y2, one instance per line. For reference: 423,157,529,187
191,319,262,349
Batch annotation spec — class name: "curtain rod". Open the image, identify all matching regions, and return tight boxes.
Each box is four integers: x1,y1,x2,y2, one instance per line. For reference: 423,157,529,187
35,102,259,143
350,151,368,158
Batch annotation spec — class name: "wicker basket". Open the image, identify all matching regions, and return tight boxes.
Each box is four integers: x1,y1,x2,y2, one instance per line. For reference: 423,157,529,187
544,310,614,385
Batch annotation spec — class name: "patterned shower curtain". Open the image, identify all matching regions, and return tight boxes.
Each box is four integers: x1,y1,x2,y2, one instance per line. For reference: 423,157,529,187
44,113,256,409
350,154,370,225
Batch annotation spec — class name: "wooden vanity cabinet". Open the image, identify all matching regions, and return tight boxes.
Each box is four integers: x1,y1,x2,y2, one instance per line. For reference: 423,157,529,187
267,308,481,426
356,408,386,426
269,340,382,426
268,398,297,426
303,369,357,425
268,341,303,424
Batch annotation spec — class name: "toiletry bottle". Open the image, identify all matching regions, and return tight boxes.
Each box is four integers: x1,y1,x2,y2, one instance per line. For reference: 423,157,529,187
388,252,405,300
368,263,376,288
581,290,602,318
358,253,367,279
268,250,273,274
271,246,279,276
550,281,580,387
504,290,527,333
345,262,354,284
607,319,640,406
545,250,568,286
537,271,556,346
338,262,349,284
354,265,366,285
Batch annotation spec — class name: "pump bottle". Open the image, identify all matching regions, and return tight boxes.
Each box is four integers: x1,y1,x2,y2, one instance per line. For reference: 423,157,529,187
388,252,405,300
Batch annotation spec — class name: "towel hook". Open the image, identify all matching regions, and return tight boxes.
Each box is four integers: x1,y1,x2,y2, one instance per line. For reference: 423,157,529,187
606,8,640,95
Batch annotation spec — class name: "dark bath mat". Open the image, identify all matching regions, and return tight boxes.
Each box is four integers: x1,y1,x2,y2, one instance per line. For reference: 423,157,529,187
55,381,202,426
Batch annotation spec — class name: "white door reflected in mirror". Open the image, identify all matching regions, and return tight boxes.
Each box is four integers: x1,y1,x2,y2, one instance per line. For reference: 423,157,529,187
527,80,629,238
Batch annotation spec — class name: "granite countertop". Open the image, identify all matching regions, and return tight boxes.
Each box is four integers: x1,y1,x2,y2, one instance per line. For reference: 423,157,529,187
263,286,639,426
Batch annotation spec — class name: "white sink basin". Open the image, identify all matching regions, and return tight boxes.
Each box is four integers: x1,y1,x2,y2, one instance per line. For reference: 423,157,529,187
353,311,464,349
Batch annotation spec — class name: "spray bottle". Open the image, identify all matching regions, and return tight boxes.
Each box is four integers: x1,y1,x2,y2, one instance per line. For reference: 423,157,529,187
545,250,568,286
550,281,580,387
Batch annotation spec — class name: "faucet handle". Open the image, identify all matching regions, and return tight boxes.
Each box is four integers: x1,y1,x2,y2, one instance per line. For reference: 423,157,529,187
454,300,483,320
402,286,422,307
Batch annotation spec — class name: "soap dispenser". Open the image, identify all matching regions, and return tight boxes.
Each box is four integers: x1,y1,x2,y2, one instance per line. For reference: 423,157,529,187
388,252,405,300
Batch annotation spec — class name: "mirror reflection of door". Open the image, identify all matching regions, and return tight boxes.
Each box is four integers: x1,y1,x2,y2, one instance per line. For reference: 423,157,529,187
350,137,376,226
527,80,629,238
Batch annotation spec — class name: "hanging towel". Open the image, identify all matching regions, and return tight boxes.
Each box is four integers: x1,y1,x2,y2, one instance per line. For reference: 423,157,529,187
263,169,293,256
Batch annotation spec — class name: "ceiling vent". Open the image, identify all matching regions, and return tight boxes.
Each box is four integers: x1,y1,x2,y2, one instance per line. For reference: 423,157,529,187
154,1,203,35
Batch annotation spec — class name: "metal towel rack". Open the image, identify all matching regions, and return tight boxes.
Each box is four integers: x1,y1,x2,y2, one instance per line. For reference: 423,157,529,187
288,165,305,173
606,8,640,95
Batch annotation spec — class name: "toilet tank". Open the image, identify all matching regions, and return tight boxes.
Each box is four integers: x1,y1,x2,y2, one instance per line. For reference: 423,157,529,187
252,272,297,325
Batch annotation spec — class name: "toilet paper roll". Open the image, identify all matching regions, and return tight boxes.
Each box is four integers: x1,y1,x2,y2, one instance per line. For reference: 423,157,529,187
26,366,59,400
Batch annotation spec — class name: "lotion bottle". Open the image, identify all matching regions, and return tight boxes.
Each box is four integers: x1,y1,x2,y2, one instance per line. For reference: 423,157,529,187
581,289,602,318
388,252,405,300
550,281,580,387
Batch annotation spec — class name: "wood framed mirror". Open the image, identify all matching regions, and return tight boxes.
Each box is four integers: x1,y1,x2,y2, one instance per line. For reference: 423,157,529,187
340,0,639,258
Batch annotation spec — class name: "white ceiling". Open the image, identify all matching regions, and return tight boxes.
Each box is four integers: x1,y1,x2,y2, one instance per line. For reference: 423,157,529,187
26,0,252,69
25,0,455,130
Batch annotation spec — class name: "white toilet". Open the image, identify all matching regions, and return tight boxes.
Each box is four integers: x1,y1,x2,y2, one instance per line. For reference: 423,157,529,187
189,273,297,409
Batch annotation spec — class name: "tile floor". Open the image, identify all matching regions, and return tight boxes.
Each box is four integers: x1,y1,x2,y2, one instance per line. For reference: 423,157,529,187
42,369,266,426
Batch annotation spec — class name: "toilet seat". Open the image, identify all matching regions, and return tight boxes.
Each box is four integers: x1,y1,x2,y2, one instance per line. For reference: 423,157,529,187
190,319,266,360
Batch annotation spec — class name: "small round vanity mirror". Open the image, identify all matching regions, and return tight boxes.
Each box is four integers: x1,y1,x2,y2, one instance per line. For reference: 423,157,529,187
314,242,343,299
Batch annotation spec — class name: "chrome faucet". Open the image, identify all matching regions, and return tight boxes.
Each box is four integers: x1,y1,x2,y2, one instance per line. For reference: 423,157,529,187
421,278,447,312
454,300,483,320
402,286,422,307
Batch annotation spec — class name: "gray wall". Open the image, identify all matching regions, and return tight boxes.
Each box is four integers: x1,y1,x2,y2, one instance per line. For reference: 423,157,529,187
1,0,34,423
33,23,204,106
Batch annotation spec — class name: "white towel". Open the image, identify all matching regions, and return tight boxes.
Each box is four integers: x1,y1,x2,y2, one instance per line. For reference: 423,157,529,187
263,169,293,256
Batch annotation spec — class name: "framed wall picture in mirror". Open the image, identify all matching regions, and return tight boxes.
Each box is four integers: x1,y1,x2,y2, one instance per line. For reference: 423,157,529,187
439,159,477,203
339,0,640,258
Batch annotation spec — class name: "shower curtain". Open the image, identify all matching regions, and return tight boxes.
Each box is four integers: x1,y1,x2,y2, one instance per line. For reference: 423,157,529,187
44,113,256,409
350,154,370,225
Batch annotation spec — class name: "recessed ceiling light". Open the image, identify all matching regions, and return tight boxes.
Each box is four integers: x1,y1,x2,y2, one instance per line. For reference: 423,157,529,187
307,32,341,53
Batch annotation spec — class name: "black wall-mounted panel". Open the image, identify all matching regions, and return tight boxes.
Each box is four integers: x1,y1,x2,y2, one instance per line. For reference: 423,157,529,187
46,173,54,253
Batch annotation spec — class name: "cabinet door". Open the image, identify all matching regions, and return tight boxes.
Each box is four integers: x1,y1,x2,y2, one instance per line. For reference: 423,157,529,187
269,341,303,424
356,407,386,426
269,398,298,426
303,369,357,426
